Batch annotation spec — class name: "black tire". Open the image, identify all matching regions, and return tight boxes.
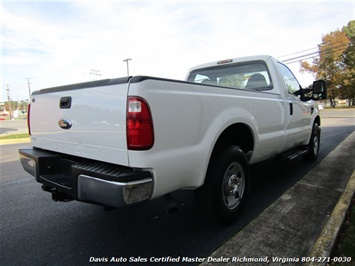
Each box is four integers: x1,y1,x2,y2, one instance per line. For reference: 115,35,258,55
195,146,250,225
303,123,320,162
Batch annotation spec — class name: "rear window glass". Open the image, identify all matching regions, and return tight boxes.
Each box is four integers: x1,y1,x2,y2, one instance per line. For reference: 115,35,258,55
187,61,273,91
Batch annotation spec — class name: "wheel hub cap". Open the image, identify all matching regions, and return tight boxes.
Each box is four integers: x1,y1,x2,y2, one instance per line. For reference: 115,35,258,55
313,135,319,154
223,162,245,209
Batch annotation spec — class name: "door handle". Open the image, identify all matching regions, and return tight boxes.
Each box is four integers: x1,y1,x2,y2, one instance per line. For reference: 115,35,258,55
60,97,72,109
289,103,293,115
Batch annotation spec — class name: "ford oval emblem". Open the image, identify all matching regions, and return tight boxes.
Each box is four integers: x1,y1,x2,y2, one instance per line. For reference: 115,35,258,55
58,119,72,130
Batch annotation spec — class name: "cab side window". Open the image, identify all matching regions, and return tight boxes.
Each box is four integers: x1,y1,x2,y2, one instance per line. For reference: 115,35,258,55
278,63,301,94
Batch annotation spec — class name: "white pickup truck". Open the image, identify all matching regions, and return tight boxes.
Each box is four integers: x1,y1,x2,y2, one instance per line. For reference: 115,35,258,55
19,55,327,224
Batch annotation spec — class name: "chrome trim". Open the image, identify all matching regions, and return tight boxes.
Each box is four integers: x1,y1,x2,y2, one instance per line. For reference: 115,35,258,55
77,174,153,207
58,118,72,129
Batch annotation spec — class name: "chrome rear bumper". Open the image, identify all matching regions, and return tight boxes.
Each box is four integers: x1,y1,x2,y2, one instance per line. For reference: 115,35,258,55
19,148,153,207
77,174,153,206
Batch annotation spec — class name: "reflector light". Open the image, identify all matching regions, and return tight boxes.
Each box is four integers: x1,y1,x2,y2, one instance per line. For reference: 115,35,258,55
27,104,31,136
127,96,154,150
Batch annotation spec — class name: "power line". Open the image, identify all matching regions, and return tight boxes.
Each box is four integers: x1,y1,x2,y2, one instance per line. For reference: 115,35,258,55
279,35,350,62
278,47,318,59
283,42,349,64
285,55,319,65
283,51,319,63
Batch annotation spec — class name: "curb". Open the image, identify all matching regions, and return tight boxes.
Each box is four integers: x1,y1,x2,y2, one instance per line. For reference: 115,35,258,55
306,170,355,266
0,138,31,145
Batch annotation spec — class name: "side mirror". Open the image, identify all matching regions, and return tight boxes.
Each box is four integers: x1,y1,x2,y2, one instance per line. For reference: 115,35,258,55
312,80,327,100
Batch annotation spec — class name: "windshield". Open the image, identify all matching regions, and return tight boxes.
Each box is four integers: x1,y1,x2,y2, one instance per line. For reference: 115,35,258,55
187,61,273,91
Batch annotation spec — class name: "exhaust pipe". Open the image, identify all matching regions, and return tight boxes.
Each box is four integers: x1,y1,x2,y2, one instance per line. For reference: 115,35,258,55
163,194,178,214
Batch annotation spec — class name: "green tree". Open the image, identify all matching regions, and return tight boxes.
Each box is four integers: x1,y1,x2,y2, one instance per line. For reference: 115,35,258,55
300,26,350,107
18,100,30,112
4,101,18,120
342,20,355,105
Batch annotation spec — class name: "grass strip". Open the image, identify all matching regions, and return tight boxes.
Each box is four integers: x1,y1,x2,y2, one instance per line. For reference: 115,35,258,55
333,198,355,265
0,133,30,140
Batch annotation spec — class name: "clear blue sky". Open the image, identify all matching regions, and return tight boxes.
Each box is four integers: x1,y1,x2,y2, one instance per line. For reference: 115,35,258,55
1,0,354,101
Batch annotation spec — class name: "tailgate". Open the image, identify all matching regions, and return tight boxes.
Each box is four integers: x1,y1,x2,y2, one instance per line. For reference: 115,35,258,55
30,78,130,166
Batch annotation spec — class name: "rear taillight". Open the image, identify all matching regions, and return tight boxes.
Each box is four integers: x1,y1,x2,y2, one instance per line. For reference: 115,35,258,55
27,103,31,136
127,96,154,150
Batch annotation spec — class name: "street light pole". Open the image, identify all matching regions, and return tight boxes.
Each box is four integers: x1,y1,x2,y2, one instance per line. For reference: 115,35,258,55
123,58,132,76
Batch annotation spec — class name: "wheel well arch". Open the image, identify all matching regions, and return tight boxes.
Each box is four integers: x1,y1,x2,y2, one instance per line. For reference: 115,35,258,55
314,115,321,126
210,123,254,162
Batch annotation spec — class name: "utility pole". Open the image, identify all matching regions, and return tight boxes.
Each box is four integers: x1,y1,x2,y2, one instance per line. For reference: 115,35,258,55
123,58,132,76
25,78,32,100
5,84,13,120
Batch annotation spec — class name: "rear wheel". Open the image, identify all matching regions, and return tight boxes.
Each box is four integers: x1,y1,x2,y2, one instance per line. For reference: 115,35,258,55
303,123,320,162
195,146,250,225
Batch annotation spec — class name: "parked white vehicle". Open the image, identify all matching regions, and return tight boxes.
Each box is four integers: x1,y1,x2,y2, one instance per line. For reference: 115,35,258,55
20,55,327,224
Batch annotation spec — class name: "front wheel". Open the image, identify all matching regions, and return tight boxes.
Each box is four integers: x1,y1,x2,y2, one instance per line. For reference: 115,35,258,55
303,123,320,162
195,146,250,225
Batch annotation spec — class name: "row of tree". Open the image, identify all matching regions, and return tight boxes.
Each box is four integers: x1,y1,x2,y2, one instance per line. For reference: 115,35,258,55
1,101,29,118
300,20,355,107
